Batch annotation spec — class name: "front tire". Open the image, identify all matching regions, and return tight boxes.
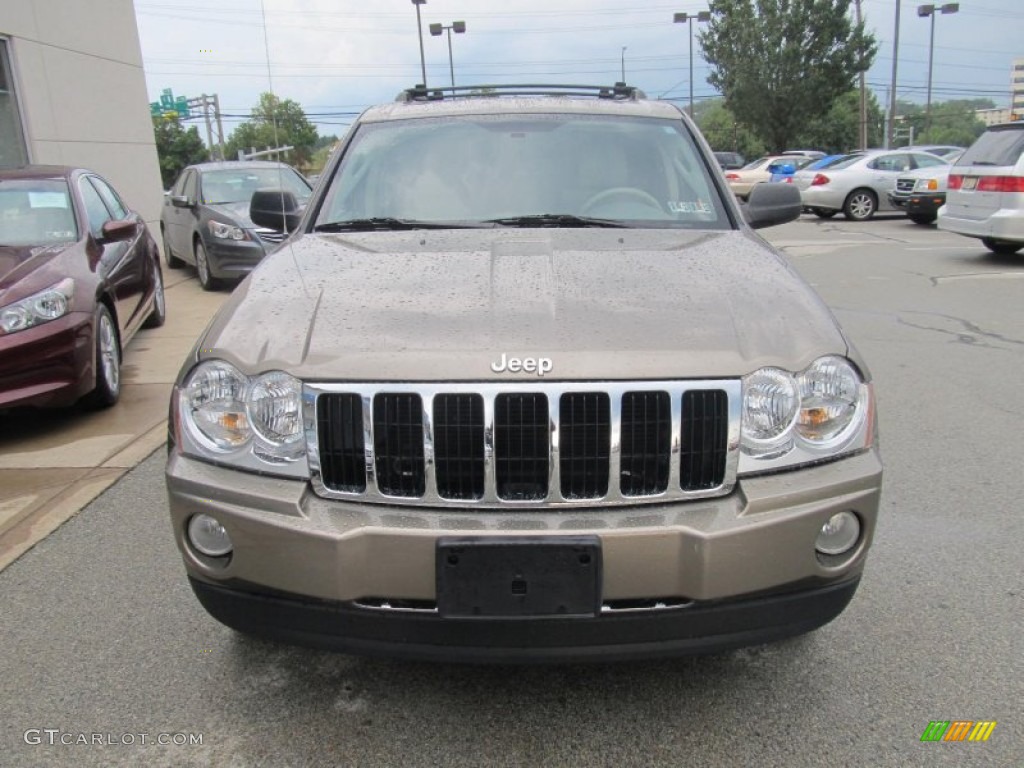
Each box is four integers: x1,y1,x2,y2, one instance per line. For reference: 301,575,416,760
908,213,936,225
195,240,223,291
843,189,877,221
982,237,1022,255
84,305,121,409
142,262,166,329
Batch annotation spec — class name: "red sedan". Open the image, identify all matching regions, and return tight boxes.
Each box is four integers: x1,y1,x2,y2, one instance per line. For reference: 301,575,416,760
0,165,165,409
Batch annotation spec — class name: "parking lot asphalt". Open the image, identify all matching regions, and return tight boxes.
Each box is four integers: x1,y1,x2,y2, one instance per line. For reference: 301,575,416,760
0,266,228,572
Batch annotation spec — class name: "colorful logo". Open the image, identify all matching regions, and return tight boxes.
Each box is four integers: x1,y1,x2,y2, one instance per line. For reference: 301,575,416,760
920,721,997,742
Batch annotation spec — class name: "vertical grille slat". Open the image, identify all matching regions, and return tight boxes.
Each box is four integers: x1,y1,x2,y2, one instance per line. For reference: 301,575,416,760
433,394,485,500
495,393,549,500
316,393,367,492
559,392,610,499
620,391,671,496
373,393,426,497
680,389,728,491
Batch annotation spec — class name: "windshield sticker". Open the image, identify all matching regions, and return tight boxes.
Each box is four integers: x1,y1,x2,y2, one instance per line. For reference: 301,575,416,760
669,200,712,214
28,192,69,209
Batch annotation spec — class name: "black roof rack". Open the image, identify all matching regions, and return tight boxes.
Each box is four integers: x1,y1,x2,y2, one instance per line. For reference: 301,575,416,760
396,83,646,103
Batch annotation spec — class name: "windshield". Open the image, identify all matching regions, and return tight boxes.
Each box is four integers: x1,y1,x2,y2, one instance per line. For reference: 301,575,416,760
317,114,729,229
0,179,78,247
201,167,311,205
827,155,867,171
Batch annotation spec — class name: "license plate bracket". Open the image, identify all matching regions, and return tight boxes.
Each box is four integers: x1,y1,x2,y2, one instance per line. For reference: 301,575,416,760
436,536,602,618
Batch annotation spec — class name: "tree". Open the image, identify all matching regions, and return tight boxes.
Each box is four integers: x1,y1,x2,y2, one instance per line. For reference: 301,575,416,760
152,117,208,189
699,0,877,152
697,100,766,158
892,98,991,147
793,89,884,152
225,93,319,167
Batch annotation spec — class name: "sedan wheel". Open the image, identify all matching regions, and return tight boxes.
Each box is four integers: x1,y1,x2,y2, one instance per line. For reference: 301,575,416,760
981,237,1022,255
162,228,184,269
142,262,166,328
843,189,877,221
85,305,121,409
195,241,222,291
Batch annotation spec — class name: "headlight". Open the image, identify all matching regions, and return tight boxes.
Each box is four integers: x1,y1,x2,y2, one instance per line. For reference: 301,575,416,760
741,368,798,457
0,278,74,335
795,356,861,445
914,178,939,192
207,220,248,240
177,360,308,477
740,356,872,474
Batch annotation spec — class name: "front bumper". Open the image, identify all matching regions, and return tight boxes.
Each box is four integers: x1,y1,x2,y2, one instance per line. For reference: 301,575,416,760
0,312,93,408
167,447,882,660
202,236,267,280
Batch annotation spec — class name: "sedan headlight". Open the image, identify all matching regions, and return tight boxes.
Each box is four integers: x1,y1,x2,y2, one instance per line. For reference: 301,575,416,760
0,278,74,335
739,356,872,474
177,360,307,476
207,220,248,241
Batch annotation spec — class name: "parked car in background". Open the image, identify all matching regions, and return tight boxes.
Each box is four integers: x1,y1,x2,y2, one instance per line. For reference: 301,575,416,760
160,161,312,290
165,83,881,662
783,149,826,160
905,145,964,162
793,149,950,221
713,151,745,171
938,122,1024,255
887,151,963,225
726,154,813,199
768,155,816,183
0,165,165,409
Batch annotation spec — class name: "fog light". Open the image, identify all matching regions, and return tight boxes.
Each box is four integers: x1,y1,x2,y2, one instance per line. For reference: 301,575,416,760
188,514,233,557
815,511,860,556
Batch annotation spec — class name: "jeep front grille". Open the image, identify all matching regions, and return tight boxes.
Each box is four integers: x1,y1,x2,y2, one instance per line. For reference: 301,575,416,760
306,381,741,508
895,179,915,194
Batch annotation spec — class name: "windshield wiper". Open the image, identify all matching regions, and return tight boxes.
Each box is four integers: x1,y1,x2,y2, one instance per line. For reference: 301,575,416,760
313,217,480,232
483,214,629,228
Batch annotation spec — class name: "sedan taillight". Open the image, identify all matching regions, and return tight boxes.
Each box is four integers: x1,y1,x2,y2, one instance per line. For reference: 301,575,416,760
947,174,963,190
811,174,830,186
976,176,1024,193
725,173,740,180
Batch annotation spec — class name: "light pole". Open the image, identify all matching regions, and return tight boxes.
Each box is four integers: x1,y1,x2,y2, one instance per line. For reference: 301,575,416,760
673,10,711,118
411,0,427,87
918,3,959,136
888,0,901,148
429,21,466,89
621,46,627,82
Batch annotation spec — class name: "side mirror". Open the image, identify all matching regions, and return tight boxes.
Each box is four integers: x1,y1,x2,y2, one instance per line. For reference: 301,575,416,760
743,183,802,229
250,189,302,233
100,219,137,243
170,195,192,208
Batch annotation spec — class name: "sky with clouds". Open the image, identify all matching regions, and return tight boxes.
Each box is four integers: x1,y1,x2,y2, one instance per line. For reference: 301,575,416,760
134,0,1023,140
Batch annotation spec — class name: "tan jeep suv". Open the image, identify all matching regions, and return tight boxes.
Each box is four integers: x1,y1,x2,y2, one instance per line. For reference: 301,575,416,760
165,84,882,662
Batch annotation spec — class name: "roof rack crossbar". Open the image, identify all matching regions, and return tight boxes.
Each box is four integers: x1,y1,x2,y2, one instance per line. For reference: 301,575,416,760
397,83,645,103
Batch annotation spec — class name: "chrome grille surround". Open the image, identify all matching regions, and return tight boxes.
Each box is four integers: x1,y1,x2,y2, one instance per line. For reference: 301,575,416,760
304,380,742,509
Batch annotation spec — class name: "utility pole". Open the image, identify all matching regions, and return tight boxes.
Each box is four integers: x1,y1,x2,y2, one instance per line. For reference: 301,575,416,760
887,0,901,148
186,94,225,160
855,0,867,149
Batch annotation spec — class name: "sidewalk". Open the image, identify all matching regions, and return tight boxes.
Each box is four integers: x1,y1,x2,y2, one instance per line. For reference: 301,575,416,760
0,269,227,571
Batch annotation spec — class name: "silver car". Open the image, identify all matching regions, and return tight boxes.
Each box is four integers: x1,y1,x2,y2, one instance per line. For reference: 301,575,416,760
165,84,881,662
796,150,950,221
938,122,1024,255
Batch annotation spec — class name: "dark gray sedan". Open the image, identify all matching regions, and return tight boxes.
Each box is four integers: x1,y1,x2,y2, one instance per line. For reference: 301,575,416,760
160,161,311,290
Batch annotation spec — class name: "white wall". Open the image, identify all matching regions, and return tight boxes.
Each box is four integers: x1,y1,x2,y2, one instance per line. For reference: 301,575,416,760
0,0,163,237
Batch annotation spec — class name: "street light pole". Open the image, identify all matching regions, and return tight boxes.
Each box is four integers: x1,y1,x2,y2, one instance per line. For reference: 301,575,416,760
673,11,711,119
888,0,901,148
411,0,427,87
621,47,627,82
430,21,466,89
918,3,959,137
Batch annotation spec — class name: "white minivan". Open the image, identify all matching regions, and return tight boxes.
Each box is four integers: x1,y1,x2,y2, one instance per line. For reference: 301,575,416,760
938,122,1024,255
